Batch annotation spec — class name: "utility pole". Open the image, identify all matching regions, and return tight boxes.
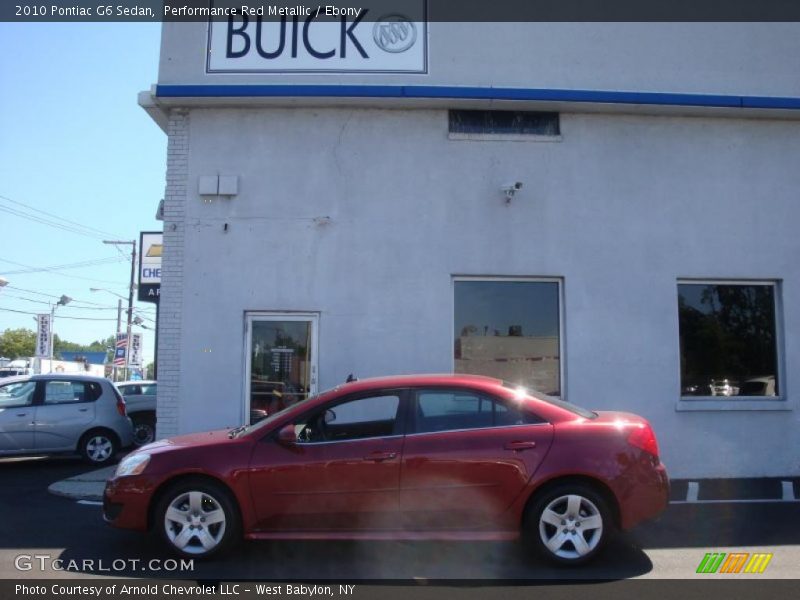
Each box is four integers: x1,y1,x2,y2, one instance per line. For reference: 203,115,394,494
114,298,122,381
103,239,137,381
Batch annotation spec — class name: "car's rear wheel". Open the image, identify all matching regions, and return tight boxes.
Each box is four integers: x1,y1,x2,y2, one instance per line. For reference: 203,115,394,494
155,480,240,559
131,414,156,447
525,483,611,565
79,430,118,466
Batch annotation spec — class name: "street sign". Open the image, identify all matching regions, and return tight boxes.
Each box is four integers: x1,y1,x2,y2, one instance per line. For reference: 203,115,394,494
129,333,143,367
35,314,51,357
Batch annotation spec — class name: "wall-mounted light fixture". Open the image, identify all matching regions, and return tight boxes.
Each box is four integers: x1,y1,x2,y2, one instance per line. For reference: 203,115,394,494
501,182,524,204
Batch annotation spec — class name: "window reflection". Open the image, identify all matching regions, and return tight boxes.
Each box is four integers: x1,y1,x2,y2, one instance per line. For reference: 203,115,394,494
250,320,312,422
454,280,561,396
678,283,779,397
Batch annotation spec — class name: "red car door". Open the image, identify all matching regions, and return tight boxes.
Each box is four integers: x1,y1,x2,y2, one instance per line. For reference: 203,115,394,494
400,388,554,531
247,389,408,532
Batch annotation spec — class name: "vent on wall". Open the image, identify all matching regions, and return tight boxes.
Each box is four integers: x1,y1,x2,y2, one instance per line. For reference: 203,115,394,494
449,110,560,138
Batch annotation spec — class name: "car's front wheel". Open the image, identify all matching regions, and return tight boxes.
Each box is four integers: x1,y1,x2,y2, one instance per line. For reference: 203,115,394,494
155,480,240,559
525,483,612,565
131,414,156,447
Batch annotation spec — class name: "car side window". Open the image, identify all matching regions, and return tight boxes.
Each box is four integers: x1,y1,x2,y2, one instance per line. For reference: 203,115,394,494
0,381,36,407
120,385,141,396
414,389,542,434
296,394,401,444
140,384,156,395
43,381,94,405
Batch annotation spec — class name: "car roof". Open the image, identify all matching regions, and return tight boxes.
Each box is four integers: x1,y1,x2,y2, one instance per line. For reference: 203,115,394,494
117,380,156,385
29,373,110,382
332,373,504,394
0,375,34,384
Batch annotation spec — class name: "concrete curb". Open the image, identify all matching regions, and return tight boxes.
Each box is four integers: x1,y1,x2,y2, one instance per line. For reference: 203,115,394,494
669,478,799,504
47,465,116,501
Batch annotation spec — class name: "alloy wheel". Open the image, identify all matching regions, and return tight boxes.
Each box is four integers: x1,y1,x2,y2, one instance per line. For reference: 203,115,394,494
85,436,113,463
164,491,227,555
538,494,603,560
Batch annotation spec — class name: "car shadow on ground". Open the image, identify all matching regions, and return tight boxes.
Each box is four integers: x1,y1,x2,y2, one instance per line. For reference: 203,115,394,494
55,527,654,581
53,501,800,581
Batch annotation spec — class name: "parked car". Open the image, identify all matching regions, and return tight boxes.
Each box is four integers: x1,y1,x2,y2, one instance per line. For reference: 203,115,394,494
104,374,668,565
738,375,777,397
0,374,133,465
115,381,157,446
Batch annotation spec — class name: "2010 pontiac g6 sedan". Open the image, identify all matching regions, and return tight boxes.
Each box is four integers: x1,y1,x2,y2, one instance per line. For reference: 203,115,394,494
104,374,668,565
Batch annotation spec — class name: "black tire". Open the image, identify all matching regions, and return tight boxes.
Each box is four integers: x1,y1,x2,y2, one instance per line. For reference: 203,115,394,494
155,479,241,559
131,414,156,447
523,483,612,566
79,429,119,466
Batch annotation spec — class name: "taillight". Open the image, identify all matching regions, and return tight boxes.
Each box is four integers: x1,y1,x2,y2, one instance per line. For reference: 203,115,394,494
627,423,659,457
115,390,127,417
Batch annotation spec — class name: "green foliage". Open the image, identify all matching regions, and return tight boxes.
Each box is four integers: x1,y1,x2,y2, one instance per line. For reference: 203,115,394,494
0,328,37,359
1,329,116,362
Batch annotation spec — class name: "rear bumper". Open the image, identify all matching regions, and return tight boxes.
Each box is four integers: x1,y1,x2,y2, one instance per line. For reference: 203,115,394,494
114,417,135,449
103,474,155,531
619,462,670,530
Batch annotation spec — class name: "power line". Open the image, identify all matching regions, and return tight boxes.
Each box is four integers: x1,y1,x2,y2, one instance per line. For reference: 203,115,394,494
0,194,122,240
0,257,128,285
5,285,126,308
0,306,118,321
0,256,126,276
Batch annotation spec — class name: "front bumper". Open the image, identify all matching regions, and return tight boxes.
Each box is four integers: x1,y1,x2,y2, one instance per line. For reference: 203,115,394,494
103,474,156,531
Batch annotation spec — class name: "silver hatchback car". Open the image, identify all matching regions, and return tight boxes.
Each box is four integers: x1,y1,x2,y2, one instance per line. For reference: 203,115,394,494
0,374,133,466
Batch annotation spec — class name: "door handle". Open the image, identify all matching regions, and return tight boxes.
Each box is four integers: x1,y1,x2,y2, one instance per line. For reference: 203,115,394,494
16,413,28,417
79,408,89,412
363,451,397,462
505,441,537,451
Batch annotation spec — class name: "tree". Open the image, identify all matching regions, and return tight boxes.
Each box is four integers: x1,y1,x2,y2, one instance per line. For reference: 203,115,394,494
0,328,37,359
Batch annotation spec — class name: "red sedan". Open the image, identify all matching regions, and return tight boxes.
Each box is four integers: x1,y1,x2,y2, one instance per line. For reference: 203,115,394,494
104,374,668,565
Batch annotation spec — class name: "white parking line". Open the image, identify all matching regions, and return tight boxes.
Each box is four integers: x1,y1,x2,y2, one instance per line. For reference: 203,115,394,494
781,481,795,501
76,500,102,506
686,481,699,502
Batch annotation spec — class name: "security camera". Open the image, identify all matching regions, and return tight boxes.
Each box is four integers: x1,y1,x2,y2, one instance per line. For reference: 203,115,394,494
501,182,524,203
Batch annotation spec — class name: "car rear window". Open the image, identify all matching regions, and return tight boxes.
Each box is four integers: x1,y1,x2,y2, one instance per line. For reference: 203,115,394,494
502,382,597,419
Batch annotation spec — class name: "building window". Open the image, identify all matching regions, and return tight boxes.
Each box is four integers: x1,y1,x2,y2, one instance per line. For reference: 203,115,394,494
454,278,562,396
448,110,560,140
678,281,781,398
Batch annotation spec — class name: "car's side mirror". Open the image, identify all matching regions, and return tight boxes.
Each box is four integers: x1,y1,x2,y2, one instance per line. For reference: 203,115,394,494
276,424,297,446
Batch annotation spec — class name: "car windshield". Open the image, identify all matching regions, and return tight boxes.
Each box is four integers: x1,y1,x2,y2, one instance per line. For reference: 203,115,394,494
230,392,322,437
502,381,597,419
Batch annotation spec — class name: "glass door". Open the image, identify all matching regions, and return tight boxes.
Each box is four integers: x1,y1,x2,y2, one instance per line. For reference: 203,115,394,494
245,313,319,424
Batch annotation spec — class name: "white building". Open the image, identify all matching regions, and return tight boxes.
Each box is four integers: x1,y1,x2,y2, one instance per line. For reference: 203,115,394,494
141,18,800,479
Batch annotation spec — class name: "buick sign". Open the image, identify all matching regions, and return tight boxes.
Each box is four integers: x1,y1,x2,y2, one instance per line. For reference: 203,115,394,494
373,16,417,53
207,5,427,73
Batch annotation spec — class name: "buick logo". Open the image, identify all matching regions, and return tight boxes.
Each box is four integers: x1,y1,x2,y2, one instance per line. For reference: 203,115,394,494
373,15,417,53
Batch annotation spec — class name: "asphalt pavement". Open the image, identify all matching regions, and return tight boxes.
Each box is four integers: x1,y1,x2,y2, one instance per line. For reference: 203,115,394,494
1,456,799,583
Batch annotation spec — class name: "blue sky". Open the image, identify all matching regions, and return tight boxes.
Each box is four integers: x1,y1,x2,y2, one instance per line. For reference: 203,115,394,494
0,23,165,364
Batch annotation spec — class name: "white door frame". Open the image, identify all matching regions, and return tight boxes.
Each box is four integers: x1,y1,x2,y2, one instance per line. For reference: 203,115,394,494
243,312,320,424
